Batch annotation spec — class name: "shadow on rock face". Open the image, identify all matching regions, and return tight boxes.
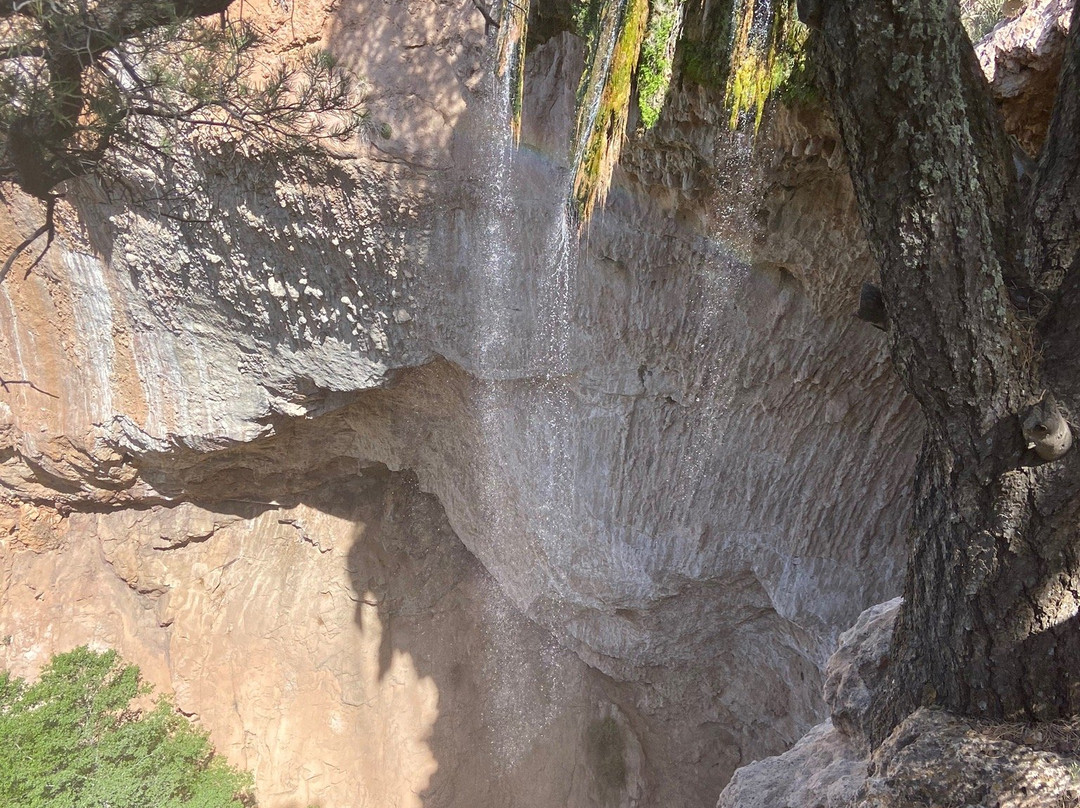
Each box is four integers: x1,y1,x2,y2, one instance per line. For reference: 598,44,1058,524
338,467,642,808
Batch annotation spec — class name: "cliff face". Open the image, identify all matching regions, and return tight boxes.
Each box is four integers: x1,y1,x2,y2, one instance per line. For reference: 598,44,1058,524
717,3,1079,806
0,1,919,806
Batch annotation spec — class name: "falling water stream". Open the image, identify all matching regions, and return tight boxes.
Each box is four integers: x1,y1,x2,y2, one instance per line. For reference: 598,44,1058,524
470,0,641,603
468,0,774,764
468,14,589,760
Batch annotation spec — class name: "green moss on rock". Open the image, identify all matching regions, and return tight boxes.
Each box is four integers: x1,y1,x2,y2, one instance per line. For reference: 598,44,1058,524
571,0,651,222
531,0,817,223
676,0,737,89
495,0,531,141
724,0,810,130
636,1,685,129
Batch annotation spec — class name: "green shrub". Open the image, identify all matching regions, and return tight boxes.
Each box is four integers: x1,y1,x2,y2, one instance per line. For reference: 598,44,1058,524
0,647,253,808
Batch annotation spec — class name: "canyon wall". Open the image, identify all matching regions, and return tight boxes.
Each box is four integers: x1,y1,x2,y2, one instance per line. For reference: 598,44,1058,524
0,1,921,805
716,3,1077,806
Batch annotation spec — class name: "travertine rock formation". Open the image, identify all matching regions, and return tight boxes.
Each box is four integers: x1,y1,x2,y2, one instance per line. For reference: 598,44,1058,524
0,0,922,806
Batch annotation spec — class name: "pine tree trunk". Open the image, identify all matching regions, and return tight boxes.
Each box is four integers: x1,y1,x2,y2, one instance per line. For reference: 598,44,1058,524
812,0,1080,741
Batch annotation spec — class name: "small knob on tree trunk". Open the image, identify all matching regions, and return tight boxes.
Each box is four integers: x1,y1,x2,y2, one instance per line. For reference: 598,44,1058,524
1022,396,1073,461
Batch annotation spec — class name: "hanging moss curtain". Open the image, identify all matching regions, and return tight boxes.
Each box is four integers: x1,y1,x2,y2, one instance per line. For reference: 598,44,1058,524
724,0,807,129
570,0,650,223
496,0,806,224
495,0,531,142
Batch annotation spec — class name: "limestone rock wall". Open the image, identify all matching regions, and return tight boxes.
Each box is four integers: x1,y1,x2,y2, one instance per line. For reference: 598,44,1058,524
1,470,632,808
0,0,921,805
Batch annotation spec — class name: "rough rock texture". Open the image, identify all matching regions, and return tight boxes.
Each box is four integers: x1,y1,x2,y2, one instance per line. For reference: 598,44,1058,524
716,597,897,808
822,598,902,754
724,704,1080,808
719,599,1080,808
749,104,872,321
718,6,1080,805
977,0,1075,153
859,709,1080,808
716,720,866,808
0,0,924,806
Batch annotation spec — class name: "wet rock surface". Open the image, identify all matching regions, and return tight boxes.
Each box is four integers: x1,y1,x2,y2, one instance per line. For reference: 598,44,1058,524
0,0,936,805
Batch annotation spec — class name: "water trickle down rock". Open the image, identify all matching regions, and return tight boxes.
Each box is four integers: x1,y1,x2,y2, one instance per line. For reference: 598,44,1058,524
0,0,929,805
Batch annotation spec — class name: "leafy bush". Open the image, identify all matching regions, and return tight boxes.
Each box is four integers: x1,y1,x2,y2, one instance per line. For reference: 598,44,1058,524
0,647,253,808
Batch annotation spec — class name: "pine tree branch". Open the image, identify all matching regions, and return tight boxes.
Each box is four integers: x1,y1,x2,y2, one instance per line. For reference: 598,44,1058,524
0,43,45,59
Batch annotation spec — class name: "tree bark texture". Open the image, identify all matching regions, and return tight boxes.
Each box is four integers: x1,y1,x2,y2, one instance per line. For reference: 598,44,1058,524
815,0,1080,741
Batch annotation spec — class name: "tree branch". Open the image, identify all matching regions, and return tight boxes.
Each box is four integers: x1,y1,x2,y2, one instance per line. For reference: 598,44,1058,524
471,0,498,32
72,0,236,61
0,376,58,398
0,196,54,282
0,0,42,19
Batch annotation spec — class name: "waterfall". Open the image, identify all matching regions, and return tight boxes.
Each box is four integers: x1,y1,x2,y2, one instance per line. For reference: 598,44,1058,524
464,2,590,762
570,0,650,222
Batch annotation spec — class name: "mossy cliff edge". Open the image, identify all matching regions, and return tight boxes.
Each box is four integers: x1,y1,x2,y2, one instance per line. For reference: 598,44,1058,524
501,0,813,222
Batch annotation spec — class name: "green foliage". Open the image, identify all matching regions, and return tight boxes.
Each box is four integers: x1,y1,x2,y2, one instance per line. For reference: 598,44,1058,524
0,647,252,808
960,0,1005,40
636,0,684,130
571,0,603,38
560,0,816,221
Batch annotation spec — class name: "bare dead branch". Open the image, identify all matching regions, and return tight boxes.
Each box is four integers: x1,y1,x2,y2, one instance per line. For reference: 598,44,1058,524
0,200,52,282
0,375,58,398
471,0,498,32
